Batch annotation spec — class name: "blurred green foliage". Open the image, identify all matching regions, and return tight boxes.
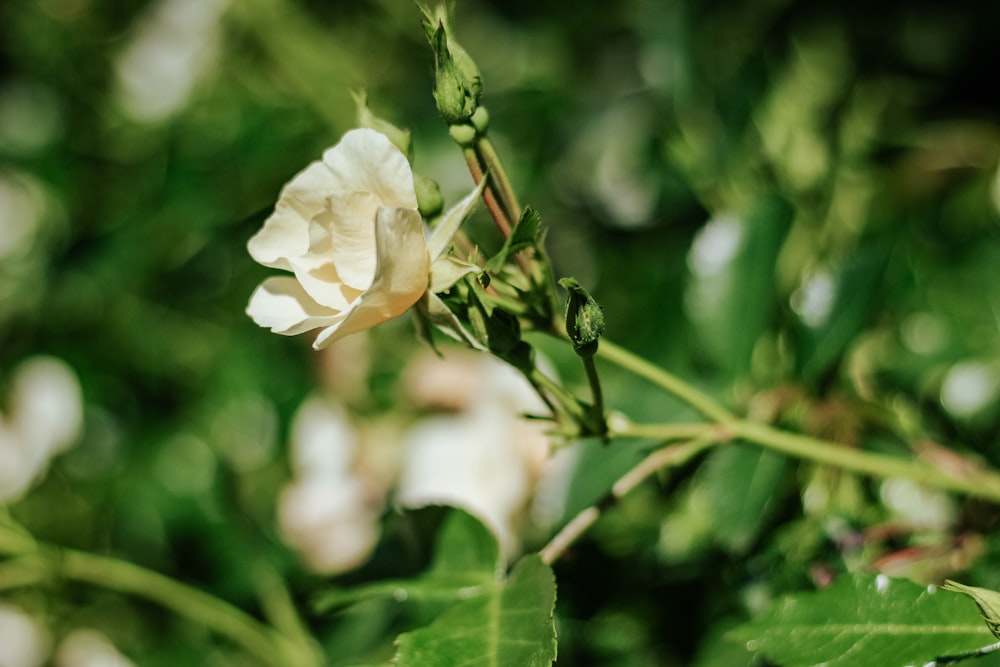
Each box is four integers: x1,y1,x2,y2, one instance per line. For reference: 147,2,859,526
2,0,1000,664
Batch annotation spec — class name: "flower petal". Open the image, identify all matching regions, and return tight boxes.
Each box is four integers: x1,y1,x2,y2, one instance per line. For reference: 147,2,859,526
285,254,363,312
312,207,430,348
321,129,417,210
248,160,338,268
324,191,380,291
246,276,347,336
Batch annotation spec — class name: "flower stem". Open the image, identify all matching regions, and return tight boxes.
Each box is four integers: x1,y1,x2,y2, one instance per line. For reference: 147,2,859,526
0,520,320,667
731,420,1000,503
595,339,735,424
475,135,521,225
462,146,512,237
56,548,306,666
591,338,1000,501
582,353,608,440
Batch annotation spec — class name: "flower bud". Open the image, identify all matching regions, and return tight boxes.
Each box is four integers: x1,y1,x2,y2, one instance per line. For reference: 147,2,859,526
559,277,605,357
414,173,443,218
422,6,482,123
448,123,477,147
471,106,490,134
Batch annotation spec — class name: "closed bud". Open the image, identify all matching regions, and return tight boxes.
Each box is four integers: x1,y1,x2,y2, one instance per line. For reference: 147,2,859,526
414,173,443,218
421,5,482,123
559,277,605,357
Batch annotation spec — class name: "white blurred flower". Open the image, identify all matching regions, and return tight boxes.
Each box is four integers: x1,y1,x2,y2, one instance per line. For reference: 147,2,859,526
397,352,552,556
115,0,229,123
1,356,83,504
278,352,561,570
277,396,382,574
879,478,956,533
278,476,381,574
55,629,135,667
246,129,431,349
0,604,50,667
287,398,357,478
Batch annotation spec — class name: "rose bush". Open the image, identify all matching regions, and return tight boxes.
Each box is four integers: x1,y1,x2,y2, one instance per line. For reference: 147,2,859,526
246,128,431,349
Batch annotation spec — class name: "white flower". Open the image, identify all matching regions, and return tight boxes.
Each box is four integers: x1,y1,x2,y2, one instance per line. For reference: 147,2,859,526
278,476,381,574
276,396,383,574
1,356,83,504
0,604,50,667
397,352,553,557
246,128,431,349
55,629,136,667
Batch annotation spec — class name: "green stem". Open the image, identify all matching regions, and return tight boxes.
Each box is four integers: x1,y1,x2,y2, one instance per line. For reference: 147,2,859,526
57,548,311,667
0,519,317,667
581,354,608,439
462,145,512,237
610,421,719,442
475,135,522,224
254,563,323,665
731,420,1000,503
595,339,735,423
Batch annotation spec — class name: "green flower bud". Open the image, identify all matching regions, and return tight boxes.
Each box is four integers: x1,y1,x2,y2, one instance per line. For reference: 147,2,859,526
421,5,482,123
471,106,490,134
414,173,443,218
559,277,605,357
448,123,477,147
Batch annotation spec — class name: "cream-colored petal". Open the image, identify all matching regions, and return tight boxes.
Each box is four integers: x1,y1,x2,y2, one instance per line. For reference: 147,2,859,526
286,252,363,312
248,160,336,268
321,129,417,210
246,277,347,336
325,191,379,291
312,207,430,349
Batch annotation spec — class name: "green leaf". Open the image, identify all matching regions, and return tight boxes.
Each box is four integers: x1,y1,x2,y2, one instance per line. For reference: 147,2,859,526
393,555,558,667
794,241,891,381
699,443,789,553
687,194,793,380
486,207,542,273
943,581,1000,639
315,508,499,612
414,292,487,352
426,506,503,580
732,574,995,667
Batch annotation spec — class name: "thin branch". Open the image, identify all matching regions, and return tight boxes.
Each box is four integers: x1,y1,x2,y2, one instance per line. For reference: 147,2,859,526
540,436,716,565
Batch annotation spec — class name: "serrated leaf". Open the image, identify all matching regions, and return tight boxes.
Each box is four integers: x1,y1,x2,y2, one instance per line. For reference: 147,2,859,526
486,207,542,273
699,442,789,553
393,555,557,667
732,574,995,667
315,508,499,612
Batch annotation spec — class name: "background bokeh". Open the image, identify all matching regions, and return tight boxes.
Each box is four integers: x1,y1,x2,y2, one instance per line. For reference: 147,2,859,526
2,0,1000,664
